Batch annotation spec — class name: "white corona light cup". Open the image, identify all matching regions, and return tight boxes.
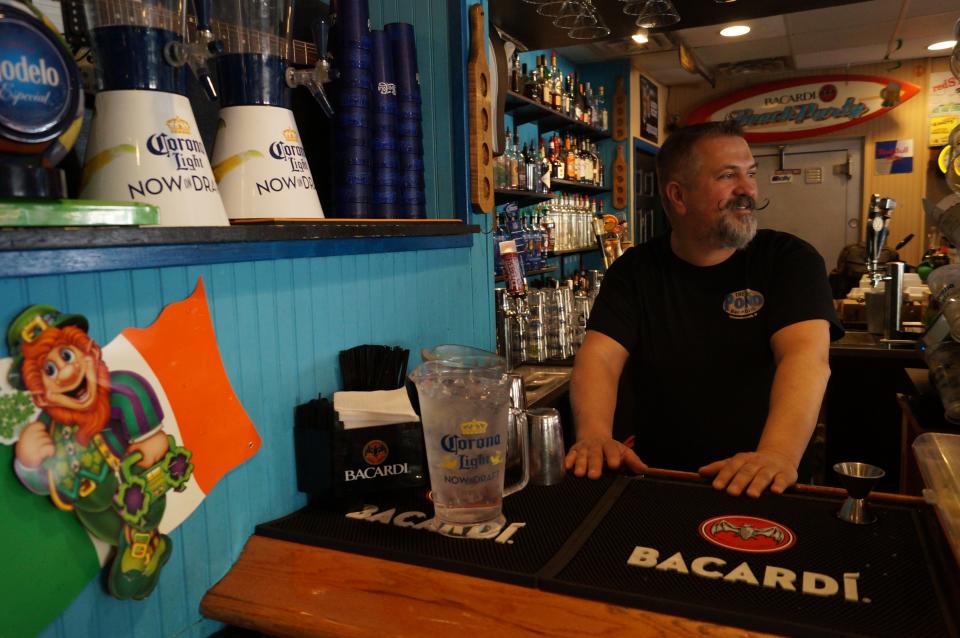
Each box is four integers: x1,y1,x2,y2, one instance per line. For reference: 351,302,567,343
80,90,229,226
212,105,323,220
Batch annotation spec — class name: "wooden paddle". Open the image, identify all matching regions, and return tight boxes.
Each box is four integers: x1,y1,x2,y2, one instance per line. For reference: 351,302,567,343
467,3,494,214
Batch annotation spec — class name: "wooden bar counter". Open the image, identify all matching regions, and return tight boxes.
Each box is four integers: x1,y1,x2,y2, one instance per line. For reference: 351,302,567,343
201,470,941,638
201,534,772,638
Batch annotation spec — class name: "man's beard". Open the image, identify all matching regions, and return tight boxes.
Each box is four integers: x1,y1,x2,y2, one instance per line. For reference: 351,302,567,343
710,195,758,249
44,370,111,446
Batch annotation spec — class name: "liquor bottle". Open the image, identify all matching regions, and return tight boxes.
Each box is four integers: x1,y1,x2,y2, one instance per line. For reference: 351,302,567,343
551,135,565,181
580,139,594,185
538,139,551,193
494,139,507,189
541,204,556,254
508,130,520,190
598,85,608,130
591,142,602,187
585,83,595,127
518,140,528,191
540,55,552,107
550,51,562,111
565,136,577,182
494,211,507,277
563,74,573,117
573,79,583,122
510,50,521,94
577,83,587,123
523,62,538,101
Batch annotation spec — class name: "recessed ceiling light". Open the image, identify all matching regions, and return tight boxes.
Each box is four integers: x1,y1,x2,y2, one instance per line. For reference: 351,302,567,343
720,25,751,37
928,40,957,51
632,28,649,44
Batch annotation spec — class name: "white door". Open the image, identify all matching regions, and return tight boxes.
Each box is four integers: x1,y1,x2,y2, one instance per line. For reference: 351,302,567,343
751,139,863,273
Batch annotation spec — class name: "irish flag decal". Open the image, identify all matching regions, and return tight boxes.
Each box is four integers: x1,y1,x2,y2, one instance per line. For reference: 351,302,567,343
0,278,260,637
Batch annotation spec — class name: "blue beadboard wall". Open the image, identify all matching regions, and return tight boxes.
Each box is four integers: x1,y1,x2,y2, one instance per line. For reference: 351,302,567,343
1,1,495,636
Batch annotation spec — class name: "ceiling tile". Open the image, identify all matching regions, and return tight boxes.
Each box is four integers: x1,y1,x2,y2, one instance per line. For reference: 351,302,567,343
890,36,960,61
898,12,960,40
631,50,683,72
694,38,793,66
789,24,897,54
643,68,704,86
905,0,960,18
785,0,901,34
674,15,786,48
794,44,890,70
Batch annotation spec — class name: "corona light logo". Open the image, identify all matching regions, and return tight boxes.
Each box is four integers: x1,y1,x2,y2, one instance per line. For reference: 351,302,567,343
699,515,796,553
282,128,298,142
460,420,488,435
166,116,191,135
362,440,389,465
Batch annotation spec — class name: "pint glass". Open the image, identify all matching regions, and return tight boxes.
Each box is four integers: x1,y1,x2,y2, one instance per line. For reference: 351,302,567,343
409,354,528,538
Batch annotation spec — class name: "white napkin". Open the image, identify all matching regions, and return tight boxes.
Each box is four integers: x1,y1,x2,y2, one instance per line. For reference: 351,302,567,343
333,388,419,430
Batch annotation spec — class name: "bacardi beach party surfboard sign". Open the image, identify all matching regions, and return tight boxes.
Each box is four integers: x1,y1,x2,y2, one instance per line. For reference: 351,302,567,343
686,75,920,143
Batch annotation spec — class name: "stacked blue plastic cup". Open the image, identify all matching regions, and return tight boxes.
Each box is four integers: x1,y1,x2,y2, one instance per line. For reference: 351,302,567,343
385,22,425,219
333,0,372,218
370,30,400,218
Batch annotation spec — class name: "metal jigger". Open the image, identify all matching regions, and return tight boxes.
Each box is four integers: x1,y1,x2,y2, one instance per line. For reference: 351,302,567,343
833,462,885,524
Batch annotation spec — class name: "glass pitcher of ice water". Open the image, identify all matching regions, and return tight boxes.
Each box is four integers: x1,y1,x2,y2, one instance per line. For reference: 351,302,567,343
409,353,528,539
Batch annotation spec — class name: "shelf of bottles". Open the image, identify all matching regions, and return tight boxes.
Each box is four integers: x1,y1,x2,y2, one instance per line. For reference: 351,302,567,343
505,51,609,140
494,188,554,207
493,192,604,282
495,265,558,283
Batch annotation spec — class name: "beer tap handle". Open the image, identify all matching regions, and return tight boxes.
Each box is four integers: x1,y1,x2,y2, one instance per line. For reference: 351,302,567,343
312,15,331,62
187,0,220,101
285,16,337,117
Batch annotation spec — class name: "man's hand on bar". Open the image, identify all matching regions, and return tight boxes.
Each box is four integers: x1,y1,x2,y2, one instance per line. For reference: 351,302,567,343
564,435,648,479
698,449,798,498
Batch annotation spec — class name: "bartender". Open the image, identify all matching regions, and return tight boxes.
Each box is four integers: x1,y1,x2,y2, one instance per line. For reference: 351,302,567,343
565,120,843,498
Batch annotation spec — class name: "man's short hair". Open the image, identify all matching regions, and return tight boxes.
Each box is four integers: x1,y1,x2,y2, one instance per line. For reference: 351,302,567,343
656,119,745,210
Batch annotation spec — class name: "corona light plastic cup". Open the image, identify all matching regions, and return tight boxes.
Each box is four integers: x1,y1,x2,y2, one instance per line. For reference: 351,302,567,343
409,354,528,539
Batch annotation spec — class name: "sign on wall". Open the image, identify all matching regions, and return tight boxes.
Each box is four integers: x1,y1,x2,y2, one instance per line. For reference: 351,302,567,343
686,75,920,143
640,75,660,144
875,139,914,175
928,72,960,147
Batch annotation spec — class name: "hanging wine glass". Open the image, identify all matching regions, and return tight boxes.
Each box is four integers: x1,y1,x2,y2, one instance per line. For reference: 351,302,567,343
554,6,598,30
537,0,585,19
635,0,681,28
568,24,611,39
620,0,648,16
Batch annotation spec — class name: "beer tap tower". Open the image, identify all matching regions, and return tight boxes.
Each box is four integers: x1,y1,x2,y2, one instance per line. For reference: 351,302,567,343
865,193,896,289
80,0,229,226
210,0,337,219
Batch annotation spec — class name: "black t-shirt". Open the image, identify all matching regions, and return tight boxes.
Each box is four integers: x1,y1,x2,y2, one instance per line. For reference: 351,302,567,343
587,229,844,472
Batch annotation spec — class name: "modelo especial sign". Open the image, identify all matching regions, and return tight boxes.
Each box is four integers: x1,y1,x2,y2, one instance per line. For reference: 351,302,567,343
686,75,920,143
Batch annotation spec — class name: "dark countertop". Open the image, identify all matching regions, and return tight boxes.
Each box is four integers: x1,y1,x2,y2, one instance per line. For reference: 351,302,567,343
830,330,926,362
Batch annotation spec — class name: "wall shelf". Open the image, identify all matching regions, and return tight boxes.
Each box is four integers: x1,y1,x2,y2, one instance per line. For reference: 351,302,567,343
548,246,599,257
505,92,610,141
495,265,558,282
550,179,609,195
494,189,555,207
0,220,480,277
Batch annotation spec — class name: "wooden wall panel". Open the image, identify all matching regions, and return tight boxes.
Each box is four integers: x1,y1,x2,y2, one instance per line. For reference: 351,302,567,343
667,58,948,266
13,241,489,638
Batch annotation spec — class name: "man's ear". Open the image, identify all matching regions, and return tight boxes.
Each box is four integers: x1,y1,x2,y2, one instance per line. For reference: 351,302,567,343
664,181,687,216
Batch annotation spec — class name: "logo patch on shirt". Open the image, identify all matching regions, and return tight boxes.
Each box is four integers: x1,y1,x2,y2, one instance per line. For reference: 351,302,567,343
723,289,764,319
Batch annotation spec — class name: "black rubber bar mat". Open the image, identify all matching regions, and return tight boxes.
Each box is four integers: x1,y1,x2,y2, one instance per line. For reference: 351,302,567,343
255,474,623,586
544,477,960,638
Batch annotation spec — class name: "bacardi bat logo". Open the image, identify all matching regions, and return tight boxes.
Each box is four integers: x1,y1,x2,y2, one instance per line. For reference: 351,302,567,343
700,515,796,554
363,439,389,465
